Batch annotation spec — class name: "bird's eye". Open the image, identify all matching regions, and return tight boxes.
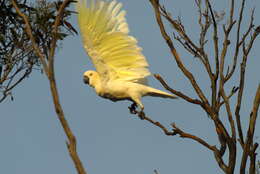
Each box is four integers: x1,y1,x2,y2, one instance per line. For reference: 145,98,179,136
89,73,93,76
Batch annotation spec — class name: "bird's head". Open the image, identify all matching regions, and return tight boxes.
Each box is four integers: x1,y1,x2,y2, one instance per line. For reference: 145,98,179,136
83,70,100,88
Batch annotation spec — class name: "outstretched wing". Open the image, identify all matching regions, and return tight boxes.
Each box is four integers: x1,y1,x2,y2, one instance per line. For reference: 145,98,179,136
76,0,151,83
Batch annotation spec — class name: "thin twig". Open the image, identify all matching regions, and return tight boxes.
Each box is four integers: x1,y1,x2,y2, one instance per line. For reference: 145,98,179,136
207,0,219,80
0,67,32,102
159,5,213,80
219,86,239,107
225,0,246,82
204,0,219,113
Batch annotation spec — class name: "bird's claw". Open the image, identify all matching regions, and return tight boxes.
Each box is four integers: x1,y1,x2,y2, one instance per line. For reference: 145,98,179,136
128,103,137,114
128,103,145,120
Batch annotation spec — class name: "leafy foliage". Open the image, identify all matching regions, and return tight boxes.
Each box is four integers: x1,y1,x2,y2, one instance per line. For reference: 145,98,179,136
0,0,76,102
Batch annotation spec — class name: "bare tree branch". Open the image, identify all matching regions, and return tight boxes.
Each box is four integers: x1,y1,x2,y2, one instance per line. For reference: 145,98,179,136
132,110,217,152
171,122,216,151
159,5,214,83
154,74,202,105
134,108,230,172
240,85,260,174
204,0,221,119
207,0,219,80
149,0,209,107
225,0,246,82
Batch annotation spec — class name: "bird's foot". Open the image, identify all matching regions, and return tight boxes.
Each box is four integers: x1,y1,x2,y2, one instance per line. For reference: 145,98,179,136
128,103,146,120
128,103,137,114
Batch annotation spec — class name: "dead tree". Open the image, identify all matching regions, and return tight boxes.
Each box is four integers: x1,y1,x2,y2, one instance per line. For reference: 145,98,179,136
129,0,260,173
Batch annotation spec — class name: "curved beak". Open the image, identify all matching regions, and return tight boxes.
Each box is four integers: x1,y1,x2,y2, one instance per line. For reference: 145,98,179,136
83,76,89,84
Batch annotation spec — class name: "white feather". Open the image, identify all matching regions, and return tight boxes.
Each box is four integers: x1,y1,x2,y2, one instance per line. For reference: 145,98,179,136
76,0,150,82
77,0,177,110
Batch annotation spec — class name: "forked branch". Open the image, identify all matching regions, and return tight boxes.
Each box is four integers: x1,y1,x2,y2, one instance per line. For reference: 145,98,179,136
131,110,216,152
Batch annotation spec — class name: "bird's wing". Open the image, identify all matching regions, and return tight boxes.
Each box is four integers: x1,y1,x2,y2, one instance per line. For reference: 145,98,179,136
76,0,151,83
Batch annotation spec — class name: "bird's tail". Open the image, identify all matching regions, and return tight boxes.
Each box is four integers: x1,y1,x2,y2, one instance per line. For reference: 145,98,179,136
145,87,178,99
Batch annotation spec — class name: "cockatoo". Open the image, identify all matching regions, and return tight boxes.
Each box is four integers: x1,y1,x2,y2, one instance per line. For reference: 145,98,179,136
76,0,177,113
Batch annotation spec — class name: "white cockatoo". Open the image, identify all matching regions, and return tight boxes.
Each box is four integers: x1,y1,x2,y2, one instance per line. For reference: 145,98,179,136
76,0,177,113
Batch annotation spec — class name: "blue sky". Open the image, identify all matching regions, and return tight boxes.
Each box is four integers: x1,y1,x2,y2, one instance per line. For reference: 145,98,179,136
1,0,260,173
